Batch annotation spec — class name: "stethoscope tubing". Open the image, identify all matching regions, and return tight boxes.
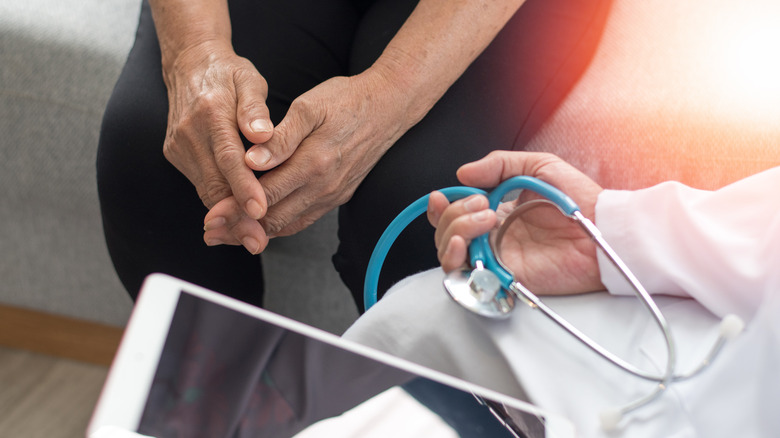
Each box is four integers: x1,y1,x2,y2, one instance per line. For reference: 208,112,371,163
363,186,487,310
363,176,737,426
363,178,677,386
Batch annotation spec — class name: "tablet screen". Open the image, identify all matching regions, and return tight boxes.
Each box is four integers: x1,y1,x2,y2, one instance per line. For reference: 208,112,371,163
135,291,547,438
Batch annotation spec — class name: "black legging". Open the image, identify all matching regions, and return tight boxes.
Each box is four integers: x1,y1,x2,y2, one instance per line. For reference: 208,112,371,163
97,0,612,310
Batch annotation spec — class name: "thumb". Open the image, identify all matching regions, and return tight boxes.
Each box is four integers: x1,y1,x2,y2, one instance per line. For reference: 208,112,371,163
235,68,274,145
245,98,318,171
457,151,565,187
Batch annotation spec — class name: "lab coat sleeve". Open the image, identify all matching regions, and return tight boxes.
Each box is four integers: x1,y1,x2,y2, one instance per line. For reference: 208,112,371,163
595,166,780,321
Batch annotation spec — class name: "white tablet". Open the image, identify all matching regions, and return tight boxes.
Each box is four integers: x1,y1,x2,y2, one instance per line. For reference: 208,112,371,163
87,273,573,438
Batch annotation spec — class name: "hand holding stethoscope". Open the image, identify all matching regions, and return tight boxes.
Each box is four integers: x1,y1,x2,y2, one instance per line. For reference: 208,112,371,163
364,150,743,430
428,151,605,296
428,151,742,428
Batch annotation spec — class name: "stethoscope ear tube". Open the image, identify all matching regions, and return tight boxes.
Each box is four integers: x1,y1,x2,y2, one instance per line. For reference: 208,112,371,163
363,186,487,311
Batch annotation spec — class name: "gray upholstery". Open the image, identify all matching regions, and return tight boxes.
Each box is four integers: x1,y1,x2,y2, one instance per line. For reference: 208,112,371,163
1,0,141,327
0,0,357,333
3,0,778,333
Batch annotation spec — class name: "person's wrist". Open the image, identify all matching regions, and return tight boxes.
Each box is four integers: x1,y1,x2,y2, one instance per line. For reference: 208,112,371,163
369,48,441,129
161,37,234,86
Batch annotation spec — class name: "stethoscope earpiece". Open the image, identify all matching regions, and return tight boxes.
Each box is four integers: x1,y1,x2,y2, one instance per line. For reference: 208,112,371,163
719,314,745,340
599,408,623,432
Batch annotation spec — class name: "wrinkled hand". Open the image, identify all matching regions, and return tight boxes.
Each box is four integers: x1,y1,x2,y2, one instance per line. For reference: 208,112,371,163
162,40,274,253
203,67,411,250
427,151,606,295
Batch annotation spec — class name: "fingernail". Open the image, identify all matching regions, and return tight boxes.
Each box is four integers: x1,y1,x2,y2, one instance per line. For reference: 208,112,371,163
206,238,224,247
242,237,260,254
464,196,484,212
246,148,271,168
250,119,272,133
203,217,226,231
246,199,264,220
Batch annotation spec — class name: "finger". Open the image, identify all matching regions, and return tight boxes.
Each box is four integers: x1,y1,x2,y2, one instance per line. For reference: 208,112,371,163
436,210,497,269
211,125,269,220
204,215,268,254
234,68,274,145
426,191,451,228
456,151,566,187
433,194,490,249
202,215,237,245
204,221,268,254
204,197,269,254
189,154,231,209
245,98,316,172
269,203,332,238
257,185,319,238
255,148,313,211
440,235,469,272
162,129,232,209
203,226,241,246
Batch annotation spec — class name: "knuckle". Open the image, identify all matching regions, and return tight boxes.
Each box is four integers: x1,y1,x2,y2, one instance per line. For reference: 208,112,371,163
195,185,213,208
197,90,224,110
262,182,285,206
162,140,176,163
289,95,310,112
197,192,211,208
261,215,285,236
162,126,189,162
308,151,341,176
203,176,230,205
241,100,266,117
191,93,232,126
213,144,244,168
288,95,320,121
235,66,268,90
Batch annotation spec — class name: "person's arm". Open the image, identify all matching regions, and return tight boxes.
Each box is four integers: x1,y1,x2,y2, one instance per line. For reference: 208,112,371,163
149,0,231,68
150,0,274,254
203,0,527,248
596,167,780,321
364,0,528,135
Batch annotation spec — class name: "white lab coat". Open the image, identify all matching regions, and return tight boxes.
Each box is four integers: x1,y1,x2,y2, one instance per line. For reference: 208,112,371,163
344,166,780,437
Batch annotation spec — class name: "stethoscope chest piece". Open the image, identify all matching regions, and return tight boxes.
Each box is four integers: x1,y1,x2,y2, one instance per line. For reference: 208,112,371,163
443,267,516,319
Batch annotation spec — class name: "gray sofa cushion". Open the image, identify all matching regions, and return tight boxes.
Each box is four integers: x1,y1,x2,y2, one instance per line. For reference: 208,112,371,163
1,0,142,327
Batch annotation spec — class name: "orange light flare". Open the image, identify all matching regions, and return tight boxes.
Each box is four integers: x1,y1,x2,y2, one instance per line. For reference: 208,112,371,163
697,7,780,126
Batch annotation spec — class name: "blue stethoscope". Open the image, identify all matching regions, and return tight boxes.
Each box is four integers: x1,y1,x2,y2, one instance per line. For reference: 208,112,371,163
364,176,743,429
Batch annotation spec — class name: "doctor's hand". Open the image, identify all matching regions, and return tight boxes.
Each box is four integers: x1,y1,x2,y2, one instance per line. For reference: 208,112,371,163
427,151,606,295
162,40,273,227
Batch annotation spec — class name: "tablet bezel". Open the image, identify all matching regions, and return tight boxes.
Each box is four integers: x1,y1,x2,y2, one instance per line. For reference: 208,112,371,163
88,274,182,435
88,273,573,438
